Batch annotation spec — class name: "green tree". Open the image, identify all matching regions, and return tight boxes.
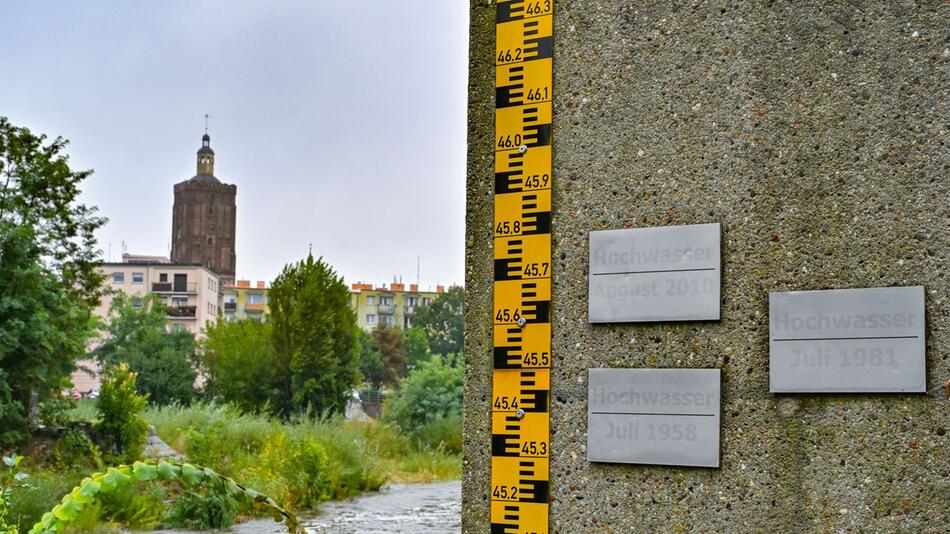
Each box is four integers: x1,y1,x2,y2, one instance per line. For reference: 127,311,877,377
404,326,430,370
269,255,360,417
357,330,385,389
0,118,106,446
372,325,407,387
96,363,149,464
412,286,463,357
387,354,463,431
93,294,196,406
199,318,275,412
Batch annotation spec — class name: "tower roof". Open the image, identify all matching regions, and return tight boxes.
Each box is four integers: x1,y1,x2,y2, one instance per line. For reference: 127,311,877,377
192,131,219,182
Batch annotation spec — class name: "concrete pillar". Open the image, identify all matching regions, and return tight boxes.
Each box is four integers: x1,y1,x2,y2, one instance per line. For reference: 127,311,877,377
463,1,949,531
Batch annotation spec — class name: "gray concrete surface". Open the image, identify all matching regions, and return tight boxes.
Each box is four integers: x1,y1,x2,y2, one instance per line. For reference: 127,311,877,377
463,1,949,532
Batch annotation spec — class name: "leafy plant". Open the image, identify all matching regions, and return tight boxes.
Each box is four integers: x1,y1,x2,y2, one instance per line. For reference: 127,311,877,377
357,330,386,389
96,364,149,464
48,428,103,470
404,326,431,370
0,117,107,447
387,355,463,431
97,483,164,530
93,294,197,406
410,286,463,357
269,254,361,417
165,487,238,530
372,325,407,387
27,460,303,534
198,318,274,411
1,454,29,534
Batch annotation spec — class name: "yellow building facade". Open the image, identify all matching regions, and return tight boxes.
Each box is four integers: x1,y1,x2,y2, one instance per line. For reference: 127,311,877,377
222,280,269,320
349,282,444,331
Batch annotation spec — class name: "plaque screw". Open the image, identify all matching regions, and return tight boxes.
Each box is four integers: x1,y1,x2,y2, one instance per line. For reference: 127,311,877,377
516,317,527,328
515,408,525,419
518,144,528,154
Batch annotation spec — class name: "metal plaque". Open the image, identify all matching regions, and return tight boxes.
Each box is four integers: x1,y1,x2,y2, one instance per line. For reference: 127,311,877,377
588,223,720,323
587,368,720,468
769,286,926,393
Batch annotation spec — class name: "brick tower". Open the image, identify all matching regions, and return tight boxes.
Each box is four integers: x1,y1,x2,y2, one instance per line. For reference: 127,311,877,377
171,132,237,283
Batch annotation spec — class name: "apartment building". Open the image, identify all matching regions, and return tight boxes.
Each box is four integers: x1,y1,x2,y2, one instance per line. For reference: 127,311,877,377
350,282,444,331
97,255,222,337
222,280,269,320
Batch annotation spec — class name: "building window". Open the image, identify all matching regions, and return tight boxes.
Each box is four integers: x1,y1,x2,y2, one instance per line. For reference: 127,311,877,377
423,297,432,306
366,295,376,305
406,296,419,306
172,297,188,307
248,293,264,304
366,314,377,324
131,272,144,284
381,296,394,306
382,315,395,325
159,273,168,282
112,272,125,284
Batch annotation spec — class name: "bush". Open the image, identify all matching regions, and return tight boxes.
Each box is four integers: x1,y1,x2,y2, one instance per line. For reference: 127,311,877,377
388,355,463,432
414,413,463,455
48,428,103,470
97,483,164,531
242,432,329,508
93,294,197,406
96,363,149,464
198,319,274,412
165,488,238,530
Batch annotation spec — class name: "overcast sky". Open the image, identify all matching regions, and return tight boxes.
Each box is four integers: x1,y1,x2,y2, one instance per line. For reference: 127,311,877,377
0,1,468,288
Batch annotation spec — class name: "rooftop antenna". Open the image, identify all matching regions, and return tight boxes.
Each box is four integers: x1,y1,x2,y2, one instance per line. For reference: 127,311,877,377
204,113,211,134
417,255,421,286
308,242,312,256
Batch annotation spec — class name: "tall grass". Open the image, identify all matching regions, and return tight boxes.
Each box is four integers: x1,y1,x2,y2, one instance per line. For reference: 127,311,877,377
143,402,460,509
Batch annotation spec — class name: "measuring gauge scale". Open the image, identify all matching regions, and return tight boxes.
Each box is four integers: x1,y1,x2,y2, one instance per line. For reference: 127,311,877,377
491,2,554,533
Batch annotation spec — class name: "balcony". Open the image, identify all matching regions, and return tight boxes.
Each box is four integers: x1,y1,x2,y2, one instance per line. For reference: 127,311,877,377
245,303,265,313
224,302,237,312
377,304,395,315
166,305,196,319
152,282,197,294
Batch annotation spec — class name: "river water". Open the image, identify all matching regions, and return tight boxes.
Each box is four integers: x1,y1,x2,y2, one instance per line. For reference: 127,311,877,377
158,481,461,534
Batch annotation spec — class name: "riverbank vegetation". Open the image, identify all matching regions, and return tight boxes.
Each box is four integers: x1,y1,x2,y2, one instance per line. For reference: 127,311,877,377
0,118,464,533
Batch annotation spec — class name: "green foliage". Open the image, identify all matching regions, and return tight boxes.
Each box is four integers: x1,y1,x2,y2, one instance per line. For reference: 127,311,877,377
248,432,329,508
27,460,303,534
410,286,463,357
198,318,275,412
64,400,97,424
95,364,148,464
269,255,361,417
37,397,76,429
93,294,196,406
404,326,431,369
0,117,106,447
165,488,237,530
96,483,164,531
413,413,463,455
7,467,82,533
48,429,102,471
1,454,27,534
388,355,463,432
143,402,455,506
357,330,385,389
372,325,407,387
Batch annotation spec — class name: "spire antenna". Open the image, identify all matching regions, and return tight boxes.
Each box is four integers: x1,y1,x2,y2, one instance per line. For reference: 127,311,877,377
204,113,211,134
